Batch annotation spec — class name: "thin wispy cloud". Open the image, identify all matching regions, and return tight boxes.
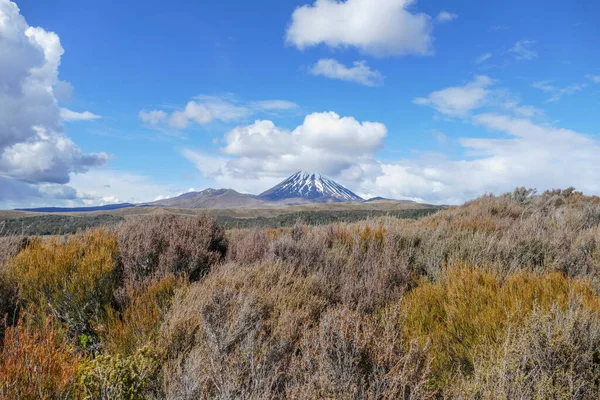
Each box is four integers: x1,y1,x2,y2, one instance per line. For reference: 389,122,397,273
586,74,600,84
139,96,299,129
476,53,492,64
436,11,458,23
532,81,586,102
310,59,384,87
60,108,102,122
509,40,538,60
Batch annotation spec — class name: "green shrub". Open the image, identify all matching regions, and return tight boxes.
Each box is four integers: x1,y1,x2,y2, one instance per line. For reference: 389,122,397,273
76,346,161,399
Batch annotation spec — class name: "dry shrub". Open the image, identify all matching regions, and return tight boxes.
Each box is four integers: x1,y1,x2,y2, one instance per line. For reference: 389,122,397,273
451,300,600,399
0,235,27,266
248,222,415,313
225,228,272,264
0,312,81,399
4,229,120,347
288,305,435,400
117,215,227,284
402,265,600,384
102,275,187,356
160,261,330,399
0,236,28,335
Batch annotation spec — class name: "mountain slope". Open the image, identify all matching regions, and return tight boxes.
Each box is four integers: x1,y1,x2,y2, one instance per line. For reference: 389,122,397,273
147,189,268,209
259,172,363,203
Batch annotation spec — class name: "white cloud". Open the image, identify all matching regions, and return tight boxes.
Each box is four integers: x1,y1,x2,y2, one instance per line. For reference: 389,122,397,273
358,114,600,204
285,0,434,57
413,76,493,117
139,109,167,126
0,126,107,184
476,53,492,64
502,100,544,118
249,100,299,110
587,75,600,84
532,80,586,102
183,111,387,193
431,129,447,144
310,58,384,87
68,169,181,205
0,0,106,197
509,40,538,60
60,108,101,121
436,11,457,23
141,95,298,129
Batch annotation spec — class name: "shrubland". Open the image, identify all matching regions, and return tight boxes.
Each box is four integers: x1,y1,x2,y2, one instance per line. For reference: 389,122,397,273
2,188,600,398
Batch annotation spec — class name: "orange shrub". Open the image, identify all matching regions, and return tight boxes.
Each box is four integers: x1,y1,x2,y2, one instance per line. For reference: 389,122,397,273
0,313,80,399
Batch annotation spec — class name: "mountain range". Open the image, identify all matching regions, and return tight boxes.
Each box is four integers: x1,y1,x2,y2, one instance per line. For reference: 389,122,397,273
18,172,404,212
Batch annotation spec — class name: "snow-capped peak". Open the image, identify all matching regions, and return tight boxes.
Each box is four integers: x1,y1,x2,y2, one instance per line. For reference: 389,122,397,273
259,171,364,202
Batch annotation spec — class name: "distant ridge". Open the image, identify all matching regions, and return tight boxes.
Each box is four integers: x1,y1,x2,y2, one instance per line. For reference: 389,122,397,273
146,188,267,209
259,171,363,203
16,203,135,213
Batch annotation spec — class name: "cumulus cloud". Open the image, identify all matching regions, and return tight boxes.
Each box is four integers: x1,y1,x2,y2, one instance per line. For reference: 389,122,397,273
532,80,586,102
140,95,299,129
413,76,493,116
60,108,101,121
310,59,384,87
509,40,538,60
436,11,457,23
357,114,600,204
285,0,434,57
0,0,106,199
183,112,387,193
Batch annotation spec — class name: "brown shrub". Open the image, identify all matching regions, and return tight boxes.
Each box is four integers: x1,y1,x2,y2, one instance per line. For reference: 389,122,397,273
287,305,435,400
117,215,227,284
0,312,81,399
0,235,27,267
225,228,272,264
160,261,330,399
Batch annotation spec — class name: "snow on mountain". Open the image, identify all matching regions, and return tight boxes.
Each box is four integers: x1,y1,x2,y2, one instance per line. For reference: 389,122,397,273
259,172,364,202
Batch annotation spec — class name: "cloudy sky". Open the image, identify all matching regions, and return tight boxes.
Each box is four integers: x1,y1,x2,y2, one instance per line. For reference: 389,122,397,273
1,0,599,208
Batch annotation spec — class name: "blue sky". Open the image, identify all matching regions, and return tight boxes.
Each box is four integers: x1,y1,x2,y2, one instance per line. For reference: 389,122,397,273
1,0,599,207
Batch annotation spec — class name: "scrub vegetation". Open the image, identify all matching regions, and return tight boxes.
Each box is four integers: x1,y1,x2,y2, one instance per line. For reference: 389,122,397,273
2,188,600,399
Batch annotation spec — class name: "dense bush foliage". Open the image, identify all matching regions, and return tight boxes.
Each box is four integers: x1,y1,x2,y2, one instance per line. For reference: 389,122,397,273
0,214,124,235
117,214,227,284
3,189,600,398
